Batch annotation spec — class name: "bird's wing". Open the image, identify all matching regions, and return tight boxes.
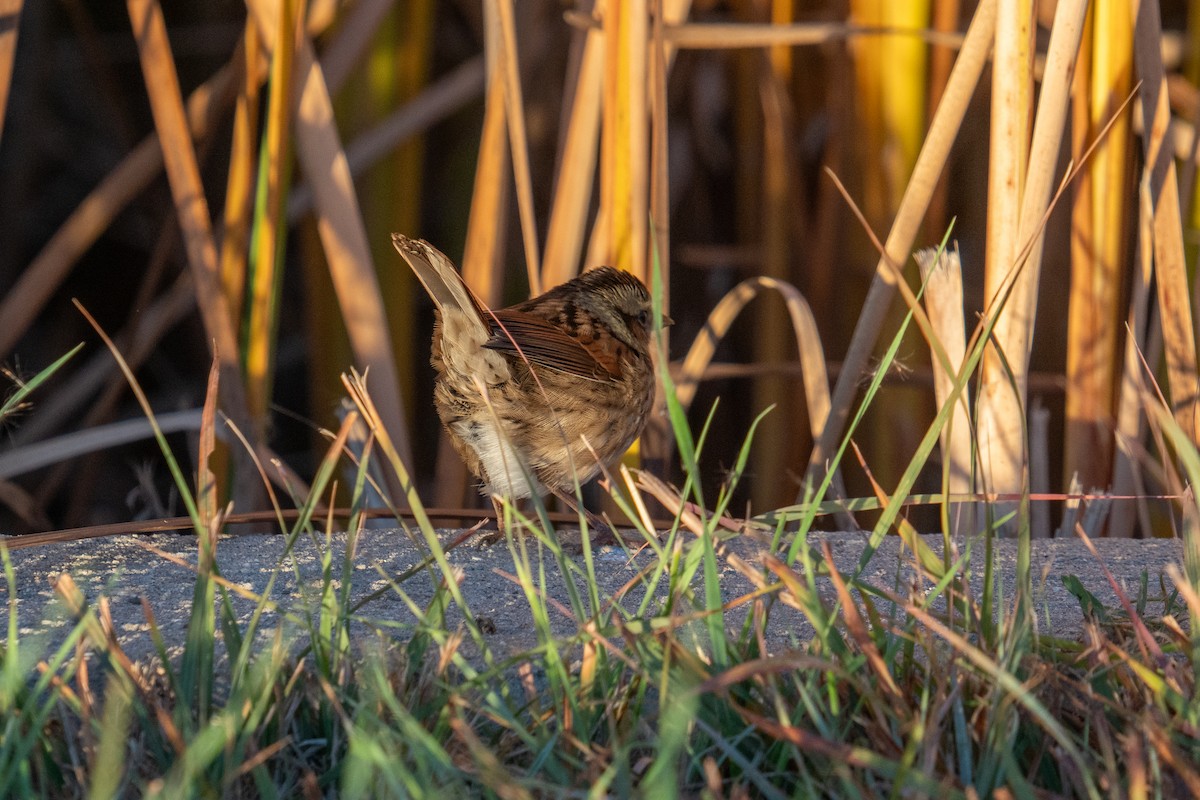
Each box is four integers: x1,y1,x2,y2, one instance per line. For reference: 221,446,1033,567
484,310,620,382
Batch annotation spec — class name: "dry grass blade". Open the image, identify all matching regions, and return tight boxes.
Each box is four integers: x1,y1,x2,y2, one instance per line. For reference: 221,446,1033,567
634,469,706,535
198,356,219,528
245,0,412,480
449,715,531,800
1165,563,1200,621
696,654,841,695
821,541,901,698
805,0,996,491
1146,723,1200,798
52,573,187,755
761,554,819,612
848,440,945,576
897,596,1096,789
1072,524,1164,663
675,277,831,444
341,369,425,525
1133,0,1200,441
824,171,960,409
127,539,283,613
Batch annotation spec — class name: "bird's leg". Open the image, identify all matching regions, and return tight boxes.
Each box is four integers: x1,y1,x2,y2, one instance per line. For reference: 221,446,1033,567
492,495,507,531
550,486,619,546
474,495,510,546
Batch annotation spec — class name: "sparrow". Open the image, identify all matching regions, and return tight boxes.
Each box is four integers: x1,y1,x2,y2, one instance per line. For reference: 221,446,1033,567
392,234,664,515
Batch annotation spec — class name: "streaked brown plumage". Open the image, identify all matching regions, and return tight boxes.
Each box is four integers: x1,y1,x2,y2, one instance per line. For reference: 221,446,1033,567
392,234,661,502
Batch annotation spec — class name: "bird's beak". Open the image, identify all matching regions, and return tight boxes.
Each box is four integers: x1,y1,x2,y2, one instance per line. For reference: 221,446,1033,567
661,314,675,327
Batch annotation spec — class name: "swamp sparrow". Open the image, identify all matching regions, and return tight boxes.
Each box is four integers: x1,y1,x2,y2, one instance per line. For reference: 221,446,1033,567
392,234,665,509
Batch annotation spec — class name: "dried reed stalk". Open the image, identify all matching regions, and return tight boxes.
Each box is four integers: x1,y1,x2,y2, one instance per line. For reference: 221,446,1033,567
0,0,365,362
649,0,671,280
0,66,234,360
661,21,963,50
493,0,542,295
127,0,267,518
1110,183,1156,538
543,1,605,288
925,0,962,237
914,246,972,503
245,0,298,431
675,277,832,454
850,0,931,491
974,0,1087,524
246,0,413,482
642,0,674,472
1065,0,1133,494
125,0,252,435
218,20,261,325
442,43,512,509
602,0,650,282
804,0,997,495
975,0,1033,528
1133,0,1200,442
755,47,798,510
462,67,511,309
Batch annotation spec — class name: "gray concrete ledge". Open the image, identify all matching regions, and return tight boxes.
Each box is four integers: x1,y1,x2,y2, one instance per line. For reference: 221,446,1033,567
1,530,1187,667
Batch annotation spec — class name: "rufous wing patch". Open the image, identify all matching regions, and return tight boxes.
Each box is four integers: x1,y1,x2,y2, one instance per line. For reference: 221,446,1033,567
484,310,619,381
578,334,627,379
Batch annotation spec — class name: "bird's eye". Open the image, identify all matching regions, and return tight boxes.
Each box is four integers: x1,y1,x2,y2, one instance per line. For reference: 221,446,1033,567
637,310,650,327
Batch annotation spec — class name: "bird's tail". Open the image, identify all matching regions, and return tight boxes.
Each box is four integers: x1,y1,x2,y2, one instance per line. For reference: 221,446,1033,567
391,234,489,333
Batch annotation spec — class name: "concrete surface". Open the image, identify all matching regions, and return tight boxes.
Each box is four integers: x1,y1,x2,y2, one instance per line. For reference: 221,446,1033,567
0,529,1188,667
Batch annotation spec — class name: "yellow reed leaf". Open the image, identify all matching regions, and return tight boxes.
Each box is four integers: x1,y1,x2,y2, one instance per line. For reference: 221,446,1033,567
245,0,297,431
601,0,649,282
1065,0,1133,491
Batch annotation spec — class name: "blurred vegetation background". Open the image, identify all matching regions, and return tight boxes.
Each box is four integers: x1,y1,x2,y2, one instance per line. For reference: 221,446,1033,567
1,0,1197,537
